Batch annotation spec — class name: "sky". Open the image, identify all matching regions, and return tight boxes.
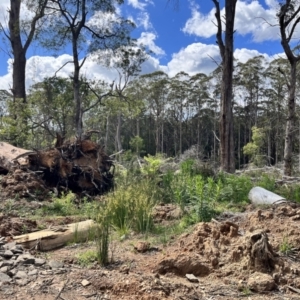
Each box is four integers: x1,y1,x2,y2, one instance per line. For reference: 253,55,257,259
0,0,292,91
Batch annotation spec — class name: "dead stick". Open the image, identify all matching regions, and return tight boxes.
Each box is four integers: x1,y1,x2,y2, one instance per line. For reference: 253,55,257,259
287,285,300,294
211,218,221,225
55,279,69,300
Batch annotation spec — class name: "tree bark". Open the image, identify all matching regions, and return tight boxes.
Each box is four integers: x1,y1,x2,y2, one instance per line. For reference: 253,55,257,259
9,0,26,102
115,113,122,152
283,62,297,175
212,0,237,173
8,0,48,102
278,1,300,175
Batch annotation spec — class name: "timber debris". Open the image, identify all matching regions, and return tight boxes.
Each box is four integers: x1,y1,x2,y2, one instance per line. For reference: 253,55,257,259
0,134,114,197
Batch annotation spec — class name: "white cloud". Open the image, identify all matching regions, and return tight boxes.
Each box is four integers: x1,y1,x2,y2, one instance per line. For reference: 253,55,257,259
0,51,162,90
136,11,152,30
164,43,221,77
0,0,9,27
182,3,217,38
137,32,165,56
163,43,277,78
183,0,281,42
127,0,153,11
234,48,273,64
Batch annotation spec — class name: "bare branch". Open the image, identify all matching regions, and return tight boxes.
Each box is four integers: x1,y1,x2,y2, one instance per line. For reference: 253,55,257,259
211,0,225,59
277,67,291,89
53,60,74,77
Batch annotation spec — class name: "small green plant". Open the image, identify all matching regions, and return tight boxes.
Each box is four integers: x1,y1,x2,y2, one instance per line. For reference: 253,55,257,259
4,199,15,212
96,213,110,266
40,192,78,216
76,250,98,267
241,287,252,296
279,236,293,255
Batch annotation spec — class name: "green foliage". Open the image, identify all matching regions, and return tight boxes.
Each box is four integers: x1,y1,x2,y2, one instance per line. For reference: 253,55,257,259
76,250,98,267
95,213,111,266
40,192,78,216
129,135,144,154
256,174,276,192
218,174,253,203
243,126,266,167
279,236,293,255
276,183,300,202
142,154,164,176
104,179,156,234
0,98,32,147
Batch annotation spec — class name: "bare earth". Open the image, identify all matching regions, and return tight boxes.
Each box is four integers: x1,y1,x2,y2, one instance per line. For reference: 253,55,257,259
0,202,300,300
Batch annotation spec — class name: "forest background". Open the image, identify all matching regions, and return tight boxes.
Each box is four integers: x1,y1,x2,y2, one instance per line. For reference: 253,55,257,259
0,0,299,174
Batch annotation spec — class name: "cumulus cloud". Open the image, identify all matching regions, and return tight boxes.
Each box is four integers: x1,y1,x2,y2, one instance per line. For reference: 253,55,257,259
0,51,162,91
137,32,165,56
164,43,221,77
163,43,277,78
182,3,217,38
234,48,274,64
183,0,281,42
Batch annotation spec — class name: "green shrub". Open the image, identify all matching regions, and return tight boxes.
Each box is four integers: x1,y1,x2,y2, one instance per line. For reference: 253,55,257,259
104,179,157,234
40,192,78,216
256,174,276,192
218,174,252,203
96,213,110,266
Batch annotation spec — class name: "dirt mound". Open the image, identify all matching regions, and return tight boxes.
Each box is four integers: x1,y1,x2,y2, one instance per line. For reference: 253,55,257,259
0,215,38,237
1,169,48,198
153,203,300,296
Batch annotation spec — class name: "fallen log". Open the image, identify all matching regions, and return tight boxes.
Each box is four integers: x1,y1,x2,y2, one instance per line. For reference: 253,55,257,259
13,220,96,251
0,142,31,174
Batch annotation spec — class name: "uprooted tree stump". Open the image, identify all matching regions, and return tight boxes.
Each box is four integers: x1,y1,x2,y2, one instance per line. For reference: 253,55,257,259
0,135,114,197
246,230,279,273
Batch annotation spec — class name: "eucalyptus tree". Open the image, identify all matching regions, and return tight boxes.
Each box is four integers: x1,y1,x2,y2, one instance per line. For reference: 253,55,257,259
27,77,78,146
43,0,135,138
0,0,49,103
263,58,289,165
235,56,267,141
188,73,213,158
277,0,300,175
212,0,237,173
139,71,169,154
96,44,148,153
168,72,191,155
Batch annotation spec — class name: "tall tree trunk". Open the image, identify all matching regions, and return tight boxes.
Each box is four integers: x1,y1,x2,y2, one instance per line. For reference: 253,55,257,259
283,62,297,175
8,0,47,103
213,0,236,173
116,113,122,152
105,113,110,149
278,2,300,175
72,40,83,138
9,0,26,102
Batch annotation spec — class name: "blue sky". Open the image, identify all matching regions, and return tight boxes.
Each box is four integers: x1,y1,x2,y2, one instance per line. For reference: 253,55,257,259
0,0,290,90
